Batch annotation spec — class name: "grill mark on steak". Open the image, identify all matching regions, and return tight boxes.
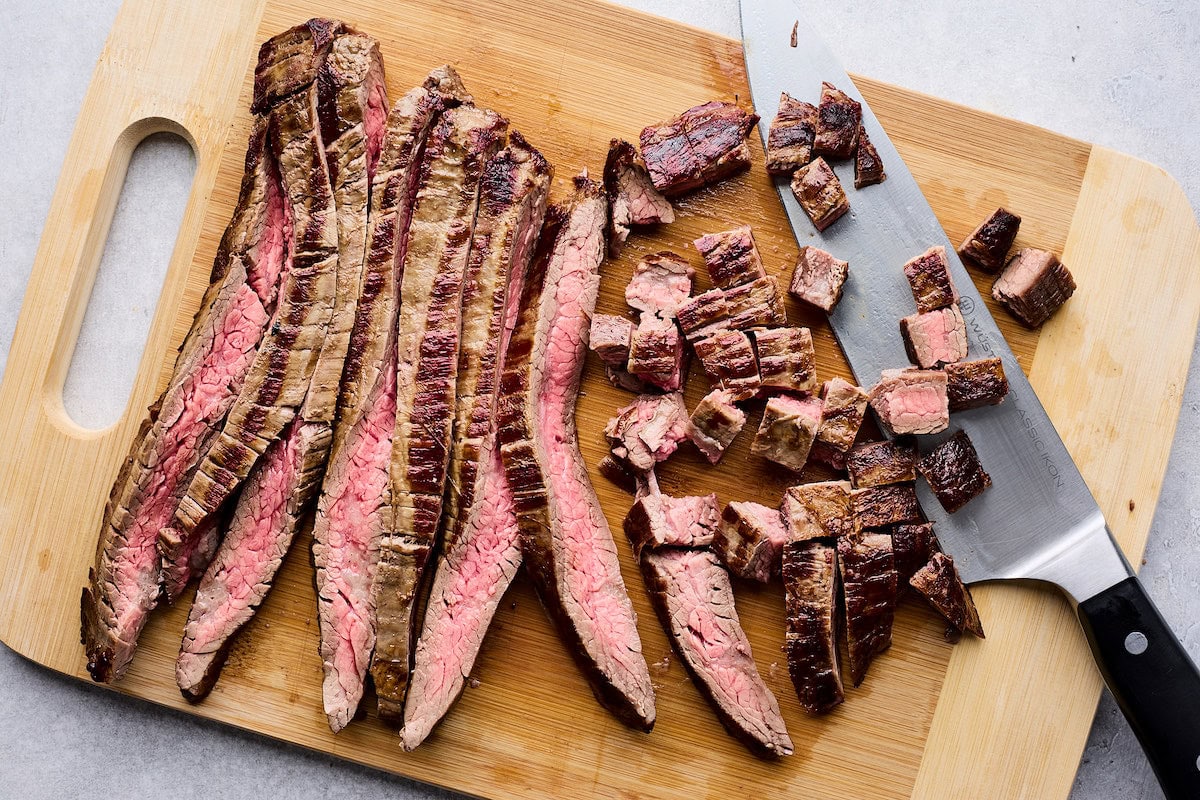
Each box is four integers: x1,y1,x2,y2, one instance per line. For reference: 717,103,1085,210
784,539,843,715
766,92,817,175
498,176,656,730
402,132,551,750
838,532,897,686
687,388,746,464
372,103,508,724
639,101,759,197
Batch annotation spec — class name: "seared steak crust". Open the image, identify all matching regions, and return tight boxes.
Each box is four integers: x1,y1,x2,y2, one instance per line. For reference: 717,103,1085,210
783,540,843,714
892,522,940,588
753,327,817,394
902,246,958,313
781,480,853,541
766,92,817,175
992,248,1075,328
917,430,992,513
640,101,759,196
910,552,985,638
852,484,923,528
693,226,766,289
958,207,1021,272
838,532,897,686
791,157,849,232
945,357,1009,411
852,126,885,188
846,440,918,488
687,389,746,464
813,82,862,159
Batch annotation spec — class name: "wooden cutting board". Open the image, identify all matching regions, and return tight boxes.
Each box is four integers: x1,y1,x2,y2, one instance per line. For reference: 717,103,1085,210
0,0,1197,797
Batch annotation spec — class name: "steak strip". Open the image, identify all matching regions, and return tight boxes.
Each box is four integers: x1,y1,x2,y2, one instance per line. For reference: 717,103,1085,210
402,132,552,750
499,176,656,730
784,539,843,714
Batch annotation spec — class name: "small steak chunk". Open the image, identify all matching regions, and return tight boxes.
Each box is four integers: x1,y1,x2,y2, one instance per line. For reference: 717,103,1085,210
677,288,730,342
688,389,747,464
791,157,849,232
606,364,648,393
910,552,985,638
604,392,691,473
853,126,886,188
918,430,992,513
958,207,1021,272
900,305,968,368
752,395,823,472
892,522,940,587
766,93,818,175
714,501,790,583
604,139,675,255
624,487,720,558
838,532,897,686
992,248,1076,328
946,357,1009,411
903,246,958,313
869,369,949,436
628,314,685,391
693,329,761,399
754,327,817,394
694,226,766,288
813,82,862,159
783,540,844,714
811,377,869,468
640,101,760,196
598,454,638,494
781,480,852,541
625,251,694,318
852,485,923,528
789,246,848,313
846,440,918,488
724,276,787,330
589,313,633,366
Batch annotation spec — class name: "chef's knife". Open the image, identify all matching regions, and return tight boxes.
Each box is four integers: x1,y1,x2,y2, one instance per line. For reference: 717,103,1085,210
739,1,1200,795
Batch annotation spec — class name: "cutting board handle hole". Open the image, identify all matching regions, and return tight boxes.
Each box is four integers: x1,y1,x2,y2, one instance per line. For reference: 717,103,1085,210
52,125,196,432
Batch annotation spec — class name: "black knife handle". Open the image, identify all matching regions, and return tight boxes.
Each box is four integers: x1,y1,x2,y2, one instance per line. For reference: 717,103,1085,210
1077,576,1200,798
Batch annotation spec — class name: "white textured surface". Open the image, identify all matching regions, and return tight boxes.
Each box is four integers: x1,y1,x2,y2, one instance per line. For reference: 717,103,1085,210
1,1,1197,798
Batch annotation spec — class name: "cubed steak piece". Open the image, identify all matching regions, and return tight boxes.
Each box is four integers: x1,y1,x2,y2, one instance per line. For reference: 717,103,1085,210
677,288,730,342
724,276,787,330
752,394,823,472
838,532,897,686
813,82,862,159
892,522,940,588
694,226,766,288
946,357,1009,411
901,305,967,369
903,246,958,313
918,430,992,513
853,126,886,188
992,248,1076,328
625,251,694,319
958,207,1021,272
640,101,760,196
781,480,853,541
627,314,685,391
852,485,923,528
688,389,747,464
869,369,949,436
766,93,818,175
783,540,844,714
910,552,985,638
624,481,719,558
638,547,793,757
791,157,850,231
810,377,869,468
604,139,675,256
598,454,638,494
754,327,817,394
846,440,918,488
692,329,761,399
714,501,790,582
604,392,691,473
589,313,633,366
789,246,848,313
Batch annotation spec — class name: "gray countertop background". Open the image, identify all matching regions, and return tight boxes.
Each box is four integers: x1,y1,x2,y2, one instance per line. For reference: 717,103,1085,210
2,1,1197,798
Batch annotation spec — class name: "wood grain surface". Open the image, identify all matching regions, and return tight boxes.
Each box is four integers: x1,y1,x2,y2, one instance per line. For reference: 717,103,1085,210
0,0,1197,798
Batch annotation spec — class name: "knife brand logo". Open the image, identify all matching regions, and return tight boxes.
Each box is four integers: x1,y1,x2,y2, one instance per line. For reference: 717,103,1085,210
1018,407,1066,490
958,296,997,357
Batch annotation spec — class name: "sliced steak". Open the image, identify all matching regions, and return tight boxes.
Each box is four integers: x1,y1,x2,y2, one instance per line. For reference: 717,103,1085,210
687,388,746,464
789,245,848,313
891,521,940,588
604,392,690,473
692,329,760,399
992,248,1076,328
791,157,849,231
753,327,817,394
810,377,869,468
639,547,793,757
838,532,897,686
869,369,949,436
589,313,634,366
640,101,759,196
373,103,508,724
917,430,992,513
751,394,823,472
498,176,655,730
402,132,552,750
852,126,885,188
846,440,918,488
693,226,766,289
900,305,968,368
677,288,729,342
604,138,674,255
910,552,985,638
713,501,789,583
852,484,922,528
781,479,853,541
723,275,787,329
783,540,843,714
311,80,449,732
623,477,719,558
813,82,862,159
627,314,685,391
902,246,958,313
945,357,1009,411
766,92,817,175
958,207,1021,273
624,251,693,319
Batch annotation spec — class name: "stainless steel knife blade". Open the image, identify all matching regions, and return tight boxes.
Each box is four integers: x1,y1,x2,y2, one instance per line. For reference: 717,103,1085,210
739,0,1130,602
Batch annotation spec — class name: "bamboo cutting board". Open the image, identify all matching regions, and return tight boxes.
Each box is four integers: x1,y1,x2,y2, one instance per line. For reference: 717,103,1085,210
0,0,1197,798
